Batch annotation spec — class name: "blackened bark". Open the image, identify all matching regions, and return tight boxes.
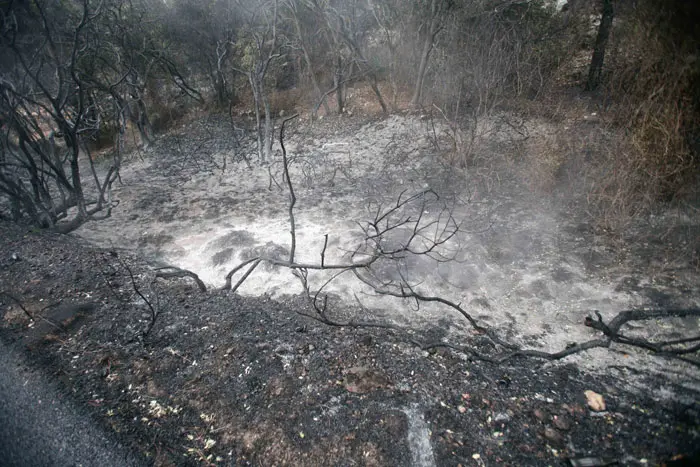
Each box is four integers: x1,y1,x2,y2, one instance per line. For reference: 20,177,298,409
586,0,614,91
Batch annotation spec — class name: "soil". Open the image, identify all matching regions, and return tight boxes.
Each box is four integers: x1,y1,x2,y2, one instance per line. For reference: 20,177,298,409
1,112,699,466
0,223,698,467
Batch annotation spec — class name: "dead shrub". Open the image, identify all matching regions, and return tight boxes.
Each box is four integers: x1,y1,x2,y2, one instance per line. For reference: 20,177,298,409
584,133,655,231
583,0,700,231
524,134,567,193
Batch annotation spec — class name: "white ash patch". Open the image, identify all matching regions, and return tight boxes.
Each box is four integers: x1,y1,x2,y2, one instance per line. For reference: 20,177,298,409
74,114,700,383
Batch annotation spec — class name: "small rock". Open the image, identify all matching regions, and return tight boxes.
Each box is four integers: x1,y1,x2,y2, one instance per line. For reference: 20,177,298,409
566,456,618,467
533,408,549,421
564,403,586,416
518,443,534,453
553,414,571,431
147,380,166,397
494,412,511,423
544,426,564,443
497,377,511,388
344,366,390,394
584,390,606,412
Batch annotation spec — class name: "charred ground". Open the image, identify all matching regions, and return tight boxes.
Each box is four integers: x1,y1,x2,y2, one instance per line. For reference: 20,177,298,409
1,217,698,466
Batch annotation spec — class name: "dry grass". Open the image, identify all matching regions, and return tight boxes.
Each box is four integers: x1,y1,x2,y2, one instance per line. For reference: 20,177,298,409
268,87,303,116
583,20,698,231
523,134,567,193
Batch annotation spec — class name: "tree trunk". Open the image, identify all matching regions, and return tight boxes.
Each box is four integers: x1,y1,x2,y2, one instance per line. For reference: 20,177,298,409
134,97,153,147
335,55,343,113
249,70,274,162
410,34,434,107
291,10,330,117
262,88,273,161
368,0,398,109
586,0,614,91
410,0,445,108
250,74,265,161
304,49,330,117
216,41,229,106
369,75,387,114
334,17,387,114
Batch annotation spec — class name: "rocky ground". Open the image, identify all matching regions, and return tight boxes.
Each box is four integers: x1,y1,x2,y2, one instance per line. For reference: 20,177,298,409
1,220,698,466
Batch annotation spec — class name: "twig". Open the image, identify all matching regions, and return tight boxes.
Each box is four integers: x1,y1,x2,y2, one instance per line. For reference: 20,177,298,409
321,234,328,268
222,257,259,290
0,291,64,331
230,259,262,295
268,165,283,191
119,257,158,338
280,114,299,263
585,308,700,360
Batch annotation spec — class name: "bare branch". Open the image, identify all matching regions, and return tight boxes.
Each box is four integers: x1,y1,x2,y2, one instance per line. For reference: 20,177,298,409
280,114,299,262
231,259,262,295
155,267,207,293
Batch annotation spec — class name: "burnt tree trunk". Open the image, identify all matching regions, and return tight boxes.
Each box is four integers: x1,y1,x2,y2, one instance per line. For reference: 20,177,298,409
214,40,232,107
335,55,344,113
586,0,614,91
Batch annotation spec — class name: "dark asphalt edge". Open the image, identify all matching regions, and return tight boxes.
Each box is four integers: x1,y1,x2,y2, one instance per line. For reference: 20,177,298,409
0,336,147,467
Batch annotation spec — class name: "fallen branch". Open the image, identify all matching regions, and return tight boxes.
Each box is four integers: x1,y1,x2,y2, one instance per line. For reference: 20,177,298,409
155,266,207,292
416,308,700,366
118,257,158,339
585,308,700,360
352,265,700,365
222,257,261,290
216,110,700,367
231,259,262,295
419,338,613,365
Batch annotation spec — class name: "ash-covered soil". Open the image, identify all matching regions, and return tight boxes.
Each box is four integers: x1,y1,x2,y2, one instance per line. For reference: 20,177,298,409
1,221,698,466
71,112,700,378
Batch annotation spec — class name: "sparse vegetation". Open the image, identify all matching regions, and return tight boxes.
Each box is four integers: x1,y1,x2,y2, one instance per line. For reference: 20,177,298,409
1,0,699,464
2,0,697,231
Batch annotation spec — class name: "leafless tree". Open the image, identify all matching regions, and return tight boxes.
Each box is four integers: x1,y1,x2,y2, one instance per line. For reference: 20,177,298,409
283,0,331,116
297,0,387,115
164,0,238,108
410,0,451,108
232,0,284,163
0,0,121,232
0,0,200,230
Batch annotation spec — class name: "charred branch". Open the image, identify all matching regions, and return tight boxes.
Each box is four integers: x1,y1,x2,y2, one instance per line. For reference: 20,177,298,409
155,266,208,293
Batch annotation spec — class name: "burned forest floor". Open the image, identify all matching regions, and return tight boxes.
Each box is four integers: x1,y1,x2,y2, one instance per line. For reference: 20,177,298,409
2,111,700,466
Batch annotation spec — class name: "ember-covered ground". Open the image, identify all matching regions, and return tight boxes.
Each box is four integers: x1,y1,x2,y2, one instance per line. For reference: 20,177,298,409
1,220,698,466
